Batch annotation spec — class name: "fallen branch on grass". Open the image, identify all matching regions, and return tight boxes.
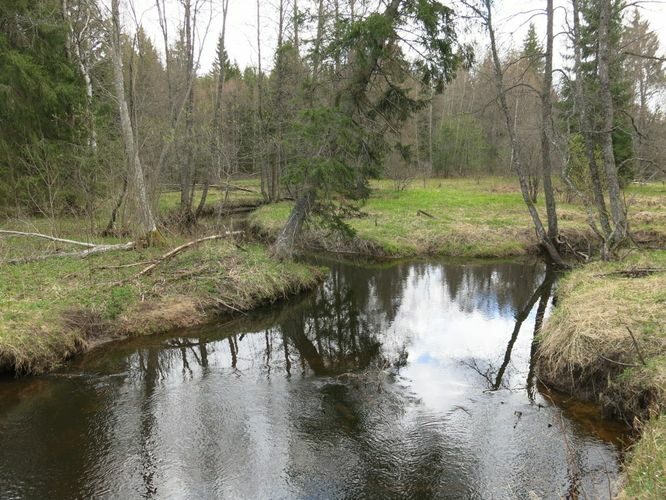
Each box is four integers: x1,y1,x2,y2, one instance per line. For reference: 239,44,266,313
0,229,99,248
1,229,137,265
598,354,641,368
416,209,436,219
211,183,259,194
626,326,647,366
119,232,243,283
93,260,158,271
5,241,136,265
594,267,666,278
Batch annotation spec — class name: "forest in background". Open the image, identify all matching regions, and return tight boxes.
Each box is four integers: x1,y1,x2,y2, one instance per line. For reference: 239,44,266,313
1,0,665,261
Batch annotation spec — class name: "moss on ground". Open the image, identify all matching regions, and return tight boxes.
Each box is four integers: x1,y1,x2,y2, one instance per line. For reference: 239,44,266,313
249,178,666,258
0,239,324,374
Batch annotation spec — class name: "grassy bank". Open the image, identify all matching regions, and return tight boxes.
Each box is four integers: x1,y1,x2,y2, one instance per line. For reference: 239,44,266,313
619,417,665,499
249,178,666,258
536,251,665,498
537,251,665,419
0,239,323,374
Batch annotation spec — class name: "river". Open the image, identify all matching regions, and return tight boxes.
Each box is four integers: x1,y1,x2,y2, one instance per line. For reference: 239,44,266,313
0,257,629,499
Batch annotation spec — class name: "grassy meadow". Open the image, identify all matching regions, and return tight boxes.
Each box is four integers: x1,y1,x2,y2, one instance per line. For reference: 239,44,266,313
249,178,666,258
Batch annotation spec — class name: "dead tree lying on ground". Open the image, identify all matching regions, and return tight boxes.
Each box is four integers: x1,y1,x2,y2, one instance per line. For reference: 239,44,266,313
0,230,136,264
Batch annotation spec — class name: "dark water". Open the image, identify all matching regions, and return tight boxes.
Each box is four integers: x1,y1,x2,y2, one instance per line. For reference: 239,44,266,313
0,258,629,499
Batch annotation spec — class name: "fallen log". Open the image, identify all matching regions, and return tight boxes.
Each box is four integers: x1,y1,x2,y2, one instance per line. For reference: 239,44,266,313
0,229,99,248
4,241,136,265
211,183,259,194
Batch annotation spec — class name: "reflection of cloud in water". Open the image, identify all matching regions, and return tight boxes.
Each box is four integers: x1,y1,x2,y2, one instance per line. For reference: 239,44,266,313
0,259,625,500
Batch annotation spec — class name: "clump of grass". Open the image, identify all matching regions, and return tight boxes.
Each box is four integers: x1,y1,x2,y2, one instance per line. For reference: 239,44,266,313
619,416,665,499
537,251,666,420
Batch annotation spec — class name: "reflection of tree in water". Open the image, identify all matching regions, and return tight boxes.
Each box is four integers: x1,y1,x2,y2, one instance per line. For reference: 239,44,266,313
442,261,545,317
279,262,410,375
118,262,412,382
287,375,473,497
462,265,556,393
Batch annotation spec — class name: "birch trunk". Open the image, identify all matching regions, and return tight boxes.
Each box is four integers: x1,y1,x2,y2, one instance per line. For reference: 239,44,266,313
110,0,157,236
483,0,565,266
598,0,628,248
541,0,558,241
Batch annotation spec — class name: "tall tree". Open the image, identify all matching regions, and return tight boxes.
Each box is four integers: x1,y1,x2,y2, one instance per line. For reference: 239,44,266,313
622,8,666,179
109,0,158,238
468,0,565,266
598,0,628,246
541,0,558,241
273,0,468,259
196,0,230,218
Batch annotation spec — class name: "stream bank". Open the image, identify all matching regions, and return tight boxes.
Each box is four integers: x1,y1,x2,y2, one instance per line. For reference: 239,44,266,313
0,240,325,375
0,257,630,498
536,250,666,497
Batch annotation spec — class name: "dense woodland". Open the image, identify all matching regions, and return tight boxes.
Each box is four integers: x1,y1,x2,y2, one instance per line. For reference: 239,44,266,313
1,0,665,261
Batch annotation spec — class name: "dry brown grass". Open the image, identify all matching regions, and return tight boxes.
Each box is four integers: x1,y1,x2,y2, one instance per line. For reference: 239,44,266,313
538,251,666,420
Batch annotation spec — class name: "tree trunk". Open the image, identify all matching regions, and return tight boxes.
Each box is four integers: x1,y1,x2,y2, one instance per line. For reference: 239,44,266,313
110,0,157,237
572,0,612,241
483,0,565,267
273,190,314,260
541,0,558,241
598,0,628,249
198,0,230,220
104,175,128,235
180,0,195,223
256,0,269,202
272,0,286,203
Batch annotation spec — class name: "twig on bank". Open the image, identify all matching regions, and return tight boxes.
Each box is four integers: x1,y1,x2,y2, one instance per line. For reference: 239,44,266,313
117,232,242,284
625,326,647,366
598,354,641,368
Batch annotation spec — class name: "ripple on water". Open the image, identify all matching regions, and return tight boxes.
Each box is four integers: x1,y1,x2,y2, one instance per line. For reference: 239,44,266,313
0,258,629,499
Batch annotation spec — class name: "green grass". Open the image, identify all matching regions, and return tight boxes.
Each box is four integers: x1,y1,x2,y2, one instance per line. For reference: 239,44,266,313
620,416,665,499
158,179,264,214
538,250,666,416
250,178,666,258
0,238,323,374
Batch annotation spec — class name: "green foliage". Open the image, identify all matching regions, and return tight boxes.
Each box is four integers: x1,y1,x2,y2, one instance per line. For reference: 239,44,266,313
284,0,468,241
561,0,634,182
433,115,492,177
285,106,380,201
566,133,600,192
522,23,543,74
0,0,85,212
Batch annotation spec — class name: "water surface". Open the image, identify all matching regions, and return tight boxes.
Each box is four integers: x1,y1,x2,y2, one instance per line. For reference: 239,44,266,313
0,258,628,499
